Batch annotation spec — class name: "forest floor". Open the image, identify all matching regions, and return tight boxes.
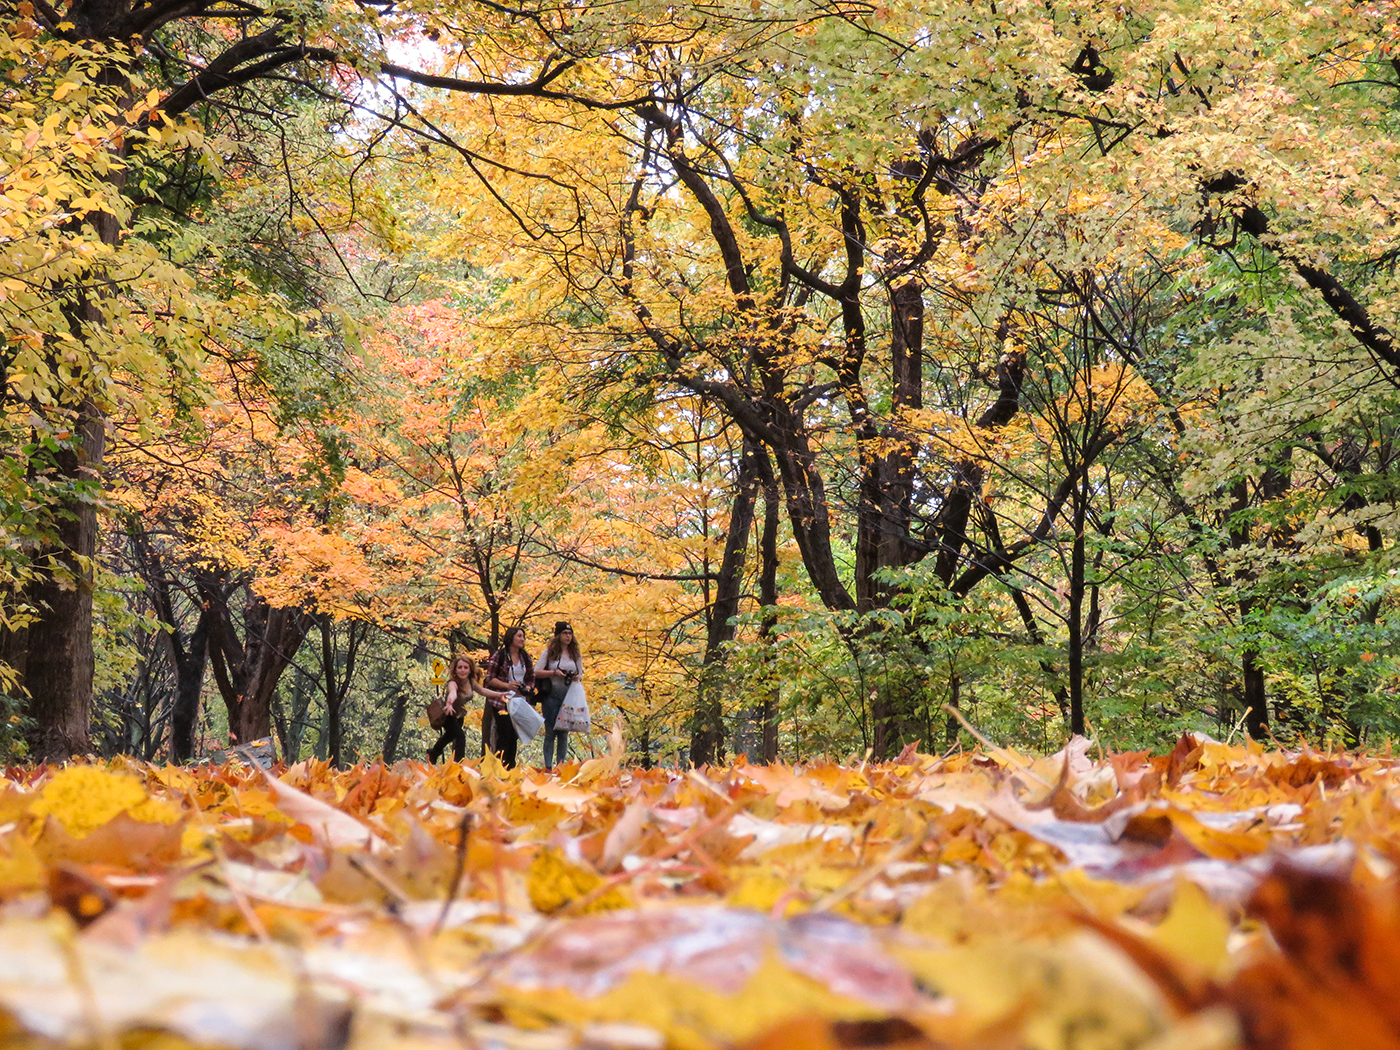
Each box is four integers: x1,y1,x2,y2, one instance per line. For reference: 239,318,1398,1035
0,728,1395,1050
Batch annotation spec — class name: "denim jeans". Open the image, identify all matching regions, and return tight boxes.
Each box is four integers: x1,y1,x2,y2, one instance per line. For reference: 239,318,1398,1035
543,727,568,769
541,687,567,769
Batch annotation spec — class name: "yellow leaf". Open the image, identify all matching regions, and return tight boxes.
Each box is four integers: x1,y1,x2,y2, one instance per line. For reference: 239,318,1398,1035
0,834,42,894
527,846,629,915
498,953,882,1050
29,767,147,837
1146,880,1231,978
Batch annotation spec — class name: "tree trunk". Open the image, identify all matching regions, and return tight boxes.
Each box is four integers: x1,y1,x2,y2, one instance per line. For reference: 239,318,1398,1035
933,350,1026,585
944,671,961,747
141,550,211,762
205,576,314,746
320,615,366,769
168,608,211,763
273,670,316,763
17,41,134,760
768,428,855,612
1067,482,1087,737
857,274,925,608
21,406,104,760
756,450,782,763
855,276,929,758
1229,466,1288,740
691,439,760,766
381,685,410,764
1242,649,1267,739
322,616,342,768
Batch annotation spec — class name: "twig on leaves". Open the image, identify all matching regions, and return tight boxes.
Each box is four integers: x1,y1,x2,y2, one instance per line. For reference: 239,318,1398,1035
186,791,272,943
557,794,748,917
347,854,410,906
57,930,119,1050
434,812,473,936
811,837,920,913
942,703,1054,789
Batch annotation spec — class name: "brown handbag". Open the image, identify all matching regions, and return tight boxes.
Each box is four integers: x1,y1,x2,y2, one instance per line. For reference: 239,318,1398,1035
426,695,447,730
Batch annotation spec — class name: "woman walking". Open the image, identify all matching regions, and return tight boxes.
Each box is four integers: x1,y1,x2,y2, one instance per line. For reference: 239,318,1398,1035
483,626,535,768
536,621,583,771
429,655,506,764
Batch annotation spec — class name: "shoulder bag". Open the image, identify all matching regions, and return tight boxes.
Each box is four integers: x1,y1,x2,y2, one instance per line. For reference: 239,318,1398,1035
426,694,447,730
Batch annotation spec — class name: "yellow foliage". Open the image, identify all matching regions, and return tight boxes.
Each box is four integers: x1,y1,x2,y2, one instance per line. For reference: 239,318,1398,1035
1146,881,1232,979
0,835,42,894
526,846,630,915
28,766,149,837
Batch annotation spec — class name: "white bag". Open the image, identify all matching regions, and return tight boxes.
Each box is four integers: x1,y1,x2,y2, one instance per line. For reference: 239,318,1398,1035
508,693,544,744
554,680,591,733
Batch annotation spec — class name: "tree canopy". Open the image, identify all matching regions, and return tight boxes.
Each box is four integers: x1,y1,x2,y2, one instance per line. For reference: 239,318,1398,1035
1,0,1399,763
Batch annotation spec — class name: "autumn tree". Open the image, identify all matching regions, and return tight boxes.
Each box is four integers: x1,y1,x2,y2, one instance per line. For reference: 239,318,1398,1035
0,0,701,758
400,6,1138,754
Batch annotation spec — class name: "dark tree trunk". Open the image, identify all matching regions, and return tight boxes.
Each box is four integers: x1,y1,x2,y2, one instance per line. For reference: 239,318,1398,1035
15,43,133,761
859,276,928,757
757,449,782,763
21,406,104,760
134,530,213,763
1067,482,1087,737
1229,458,1290,740
320,615,366,769
381,685,410,764
691,438,760,766
273,670,316,763
1242,650,1267,738
168,608,212,763
322,617,342,768
887,274,924,554
768,429,855,612
933,351,1026,585
857,275,925,607
1229,484,1267,739
204,574,314,746
944,672,961,747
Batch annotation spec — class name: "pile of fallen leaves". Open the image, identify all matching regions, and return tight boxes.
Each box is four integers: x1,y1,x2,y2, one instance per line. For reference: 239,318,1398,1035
0,730,1397,1050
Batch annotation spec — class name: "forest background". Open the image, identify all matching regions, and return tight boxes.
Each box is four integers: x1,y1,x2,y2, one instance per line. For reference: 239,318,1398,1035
3,0,1400,768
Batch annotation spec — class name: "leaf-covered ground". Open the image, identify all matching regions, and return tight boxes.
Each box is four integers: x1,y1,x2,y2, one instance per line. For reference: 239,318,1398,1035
0,731,1397,1050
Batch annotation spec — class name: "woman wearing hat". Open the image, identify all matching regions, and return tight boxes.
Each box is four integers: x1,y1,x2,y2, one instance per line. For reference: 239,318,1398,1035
536,621,583,771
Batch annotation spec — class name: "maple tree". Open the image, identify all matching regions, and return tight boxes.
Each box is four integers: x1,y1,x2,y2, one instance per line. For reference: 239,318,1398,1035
399,0,1400,755
327,299,560,649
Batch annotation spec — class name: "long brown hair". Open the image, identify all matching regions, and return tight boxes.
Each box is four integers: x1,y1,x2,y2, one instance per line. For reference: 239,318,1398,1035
544,624,581,666
449,655,478,685
501,626,527,655
493,627,533,678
